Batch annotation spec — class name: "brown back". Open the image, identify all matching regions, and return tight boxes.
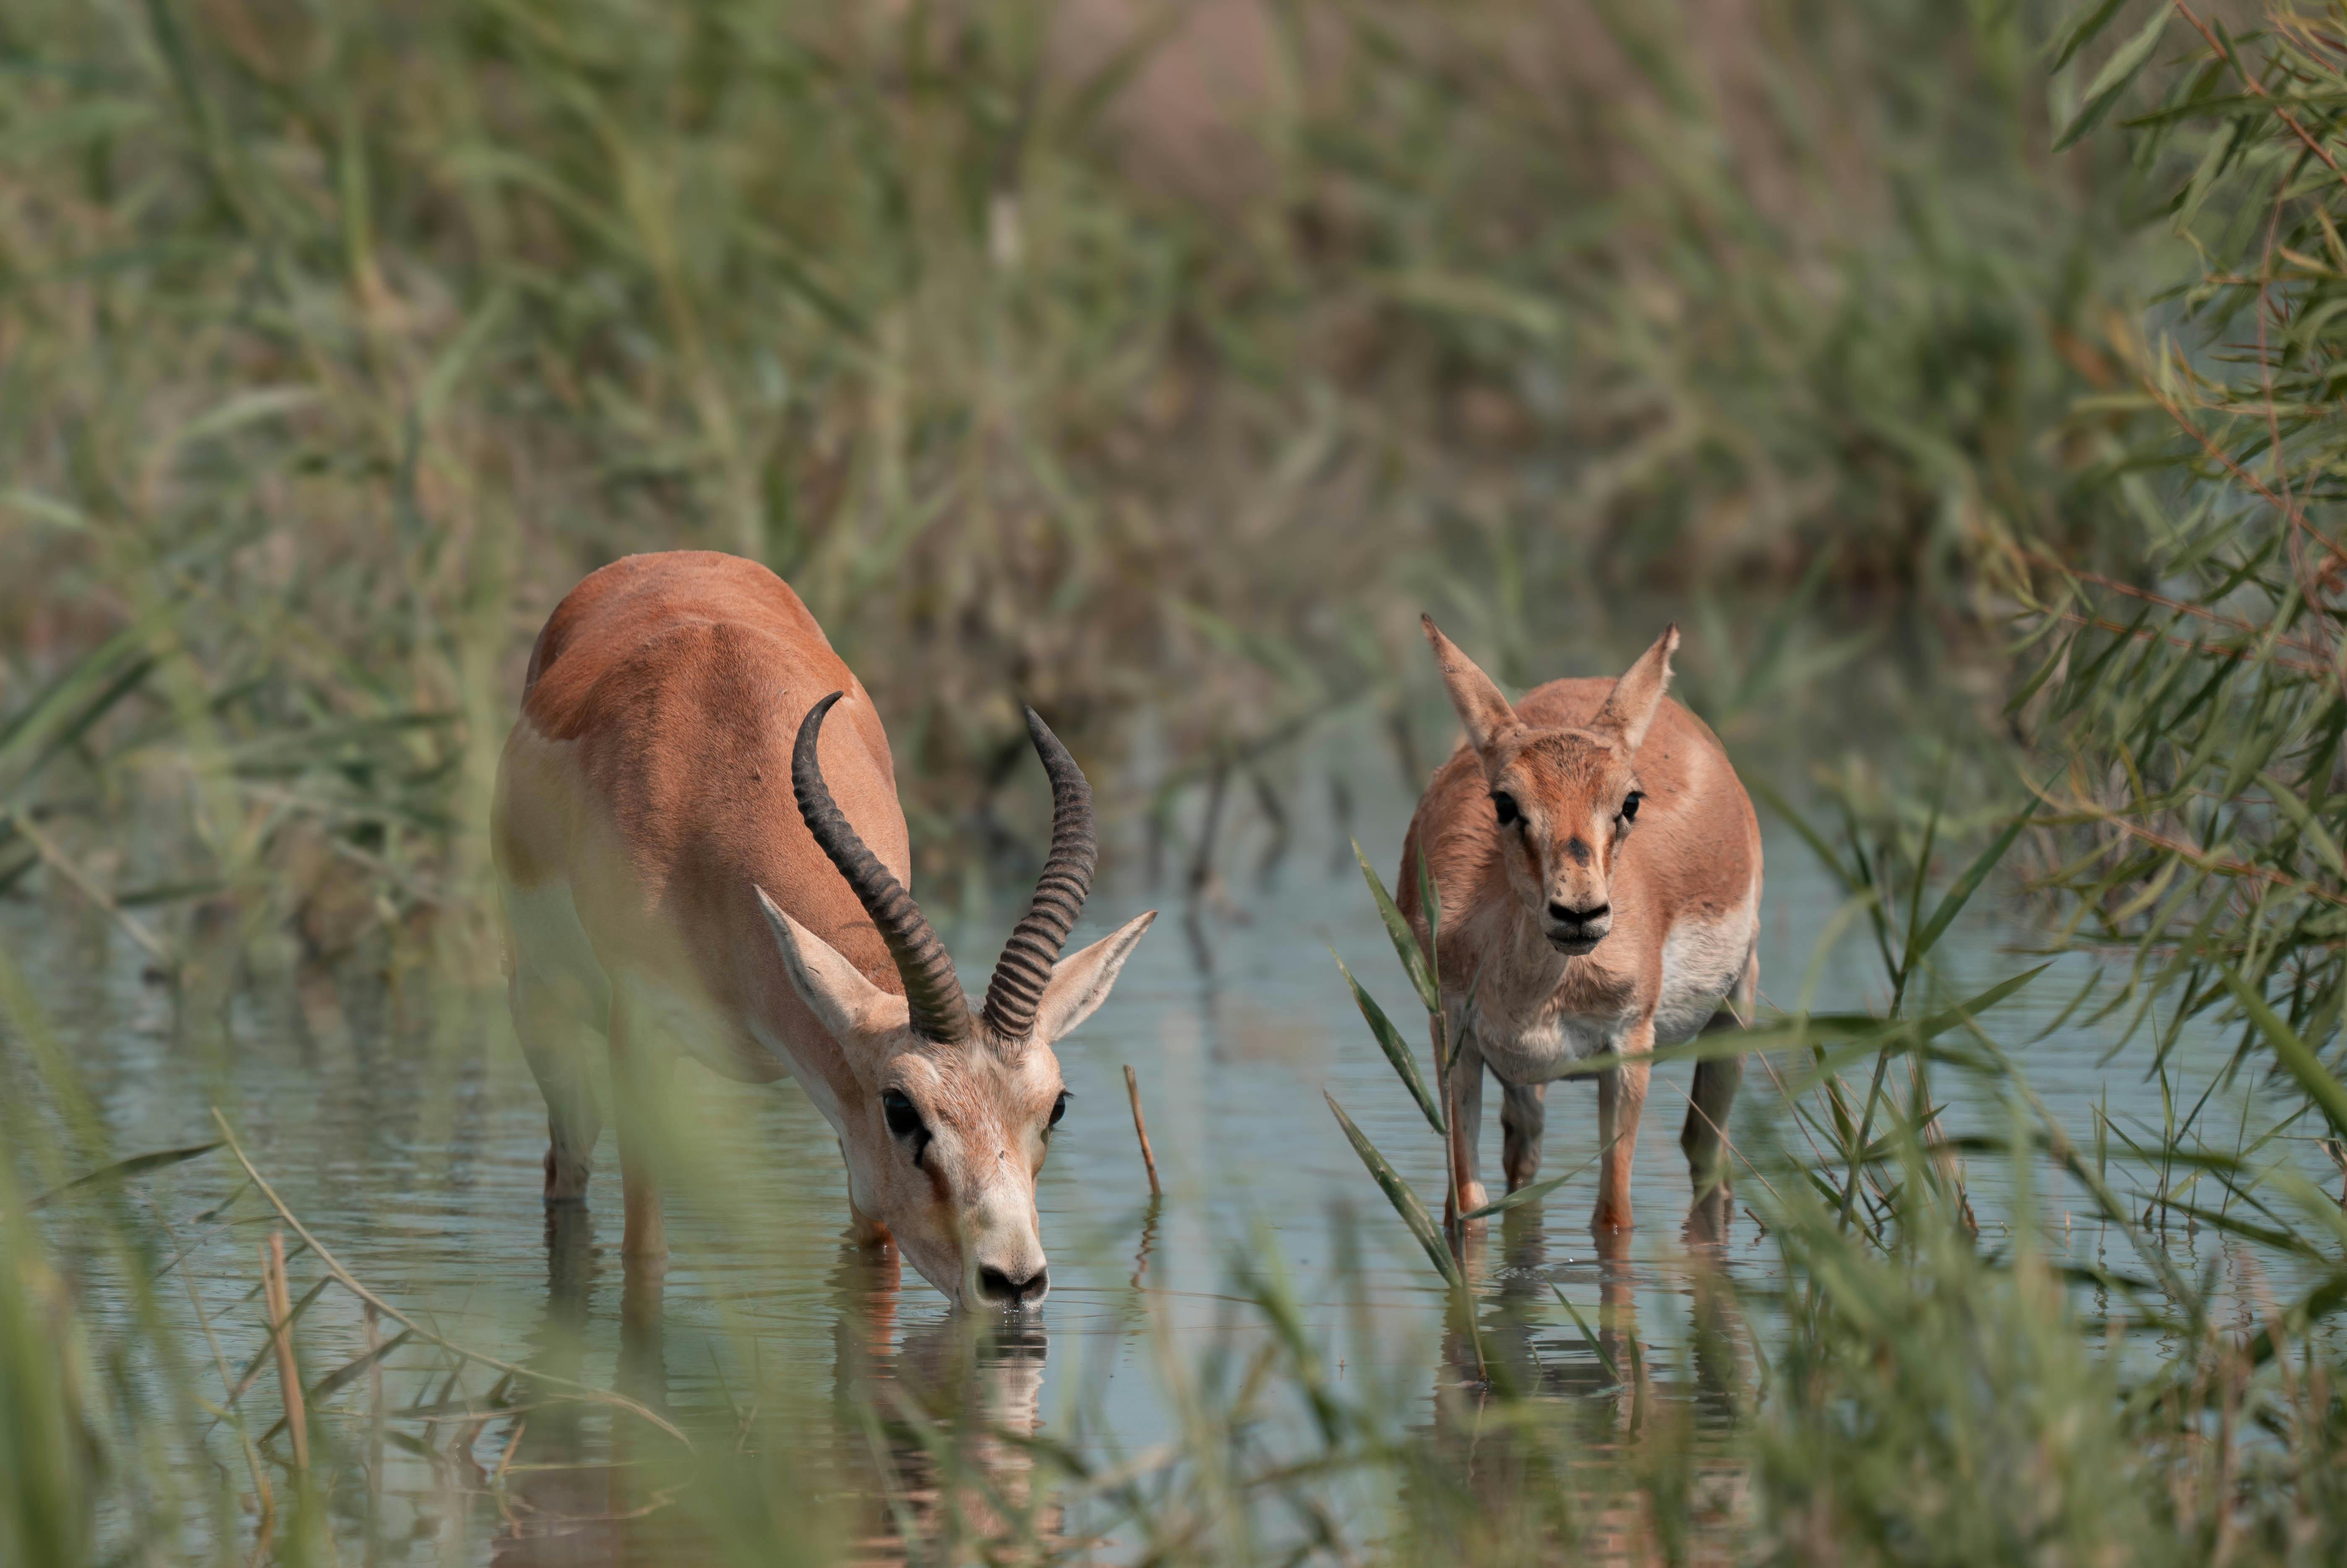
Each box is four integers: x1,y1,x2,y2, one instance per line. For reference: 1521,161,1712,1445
495,552,909,1041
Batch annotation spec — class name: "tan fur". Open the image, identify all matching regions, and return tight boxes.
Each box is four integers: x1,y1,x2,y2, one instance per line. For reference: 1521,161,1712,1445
1399,619,1762,1237
493,552,1154,1308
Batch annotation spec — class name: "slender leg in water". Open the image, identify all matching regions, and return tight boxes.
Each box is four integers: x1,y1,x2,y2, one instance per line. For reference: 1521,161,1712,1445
513,970,602,1205
1593,1016,1656,1235
1681,947,1755,1238
1443,1028,1489,1223
1500,1081,1547,1193
609,985,669,1261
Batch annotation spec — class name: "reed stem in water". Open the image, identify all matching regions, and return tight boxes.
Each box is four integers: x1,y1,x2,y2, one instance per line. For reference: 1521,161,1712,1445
262,1230,308,1470
1124,1065,1162,1198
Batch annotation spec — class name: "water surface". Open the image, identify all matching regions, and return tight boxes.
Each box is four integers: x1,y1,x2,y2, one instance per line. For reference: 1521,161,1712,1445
13,713,2303,1562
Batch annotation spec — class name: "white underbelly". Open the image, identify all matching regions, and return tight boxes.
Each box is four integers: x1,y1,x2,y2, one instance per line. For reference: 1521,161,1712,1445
1651,904,1756,1046
502,875,819,1100
628,968,766,1080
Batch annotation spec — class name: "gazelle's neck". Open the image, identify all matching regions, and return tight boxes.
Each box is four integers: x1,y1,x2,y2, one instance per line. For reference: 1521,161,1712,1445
1450,893,1571,1026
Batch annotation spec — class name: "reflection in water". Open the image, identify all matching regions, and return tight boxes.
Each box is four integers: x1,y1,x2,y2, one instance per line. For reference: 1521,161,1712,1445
484,1220,1056,1566
13,720,2232,1568
1424,1205,1752,1561
833,1242,1057,1562
493,1208,639,1567
1132,1195,1163,1287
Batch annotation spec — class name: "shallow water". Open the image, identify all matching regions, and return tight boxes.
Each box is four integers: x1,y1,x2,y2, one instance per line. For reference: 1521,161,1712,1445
13,711,2322,1563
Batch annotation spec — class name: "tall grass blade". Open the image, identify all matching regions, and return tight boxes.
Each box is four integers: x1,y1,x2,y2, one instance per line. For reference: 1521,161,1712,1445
1747,776,1856,892
2219,968,2347,1139
2049,0,2133,71
1352,839,1437,1014
2054,5,2173,150
24,1141,222,1210
1906,803,2038,965
1549,1284,1621,1386
1324,1093,1461,1289
1330,950,1444,1135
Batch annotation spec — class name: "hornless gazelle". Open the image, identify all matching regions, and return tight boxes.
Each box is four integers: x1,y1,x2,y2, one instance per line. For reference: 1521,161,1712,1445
1398,618,1762,1237
491,552,1156,1309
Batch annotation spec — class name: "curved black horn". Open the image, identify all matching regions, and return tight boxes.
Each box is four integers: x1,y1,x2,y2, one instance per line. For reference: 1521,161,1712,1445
792,692,972,1044
980,706,1098,1042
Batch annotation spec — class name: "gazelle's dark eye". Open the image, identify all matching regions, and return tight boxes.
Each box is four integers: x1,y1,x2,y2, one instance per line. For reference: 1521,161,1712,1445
881,1089,932,1164
1048,1091,1068,1130
1492,791,1522,827
1620,791,1643,823
881,1089,922,1140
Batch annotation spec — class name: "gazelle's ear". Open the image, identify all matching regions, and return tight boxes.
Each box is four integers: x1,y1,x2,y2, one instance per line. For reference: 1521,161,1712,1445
1028,910,1156,1044
758,887,906,1046
1590,625,1680,754
1421,616,1522,759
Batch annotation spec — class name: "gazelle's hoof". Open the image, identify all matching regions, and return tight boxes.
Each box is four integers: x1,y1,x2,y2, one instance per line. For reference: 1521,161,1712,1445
1445,1182,1492,1227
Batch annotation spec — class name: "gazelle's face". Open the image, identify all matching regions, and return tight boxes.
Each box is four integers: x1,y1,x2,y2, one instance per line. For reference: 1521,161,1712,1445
1482,730,1643,956
760,893,1156,1310
1421,615,1680,961
840,1032,1068,1308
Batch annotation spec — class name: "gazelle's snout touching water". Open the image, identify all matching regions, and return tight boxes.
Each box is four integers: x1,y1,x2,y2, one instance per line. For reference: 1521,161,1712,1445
493,552,1155,1309
1400,617,1762,1237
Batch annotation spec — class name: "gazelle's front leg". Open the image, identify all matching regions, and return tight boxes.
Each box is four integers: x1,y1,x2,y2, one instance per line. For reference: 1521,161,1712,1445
511,969,601,1205
1442,1024,1489,1224
1593,1015,1655,1234
1500,1081,1547,1192
608,985,669,1261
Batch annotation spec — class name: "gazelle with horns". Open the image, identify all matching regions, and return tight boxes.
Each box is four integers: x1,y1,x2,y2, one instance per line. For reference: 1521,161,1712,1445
1399,619,1761,1237
492,552,1155,1308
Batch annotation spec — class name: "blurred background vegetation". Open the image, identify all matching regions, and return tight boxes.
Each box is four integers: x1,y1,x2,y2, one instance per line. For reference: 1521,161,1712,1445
2,0,2162,981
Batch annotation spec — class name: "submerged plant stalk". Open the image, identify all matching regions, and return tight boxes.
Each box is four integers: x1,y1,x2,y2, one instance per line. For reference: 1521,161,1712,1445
1124,1063,1163,1198
262,1230,307,1471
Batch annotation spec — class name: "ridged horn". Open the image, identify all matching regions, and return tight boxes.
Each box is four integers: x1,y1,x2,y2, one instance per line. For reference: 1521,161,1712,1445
792,692,972,1044
980,706,1098,1044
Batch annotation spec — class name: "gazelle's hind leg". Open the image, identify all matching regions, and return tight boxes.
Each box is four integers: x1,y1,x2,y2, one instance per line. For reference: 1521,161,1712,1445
1681,945,1755,1208
512,970,602,1204
1500,1081,1547,1193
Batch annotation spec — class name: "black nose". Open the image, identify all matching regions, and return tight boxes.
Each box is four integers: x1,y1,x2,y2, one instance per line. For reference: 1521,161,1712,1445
1549,901,1610,925
977,1266,1049,1306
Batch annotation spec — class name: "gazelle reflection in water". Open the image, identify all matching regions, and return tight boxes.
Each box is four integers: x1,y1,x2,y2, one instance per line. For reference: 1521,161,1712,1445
489,1211,681,1568
833,1243,1060,1562
487,1219,1056,1566
1428,1217,1751,1562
